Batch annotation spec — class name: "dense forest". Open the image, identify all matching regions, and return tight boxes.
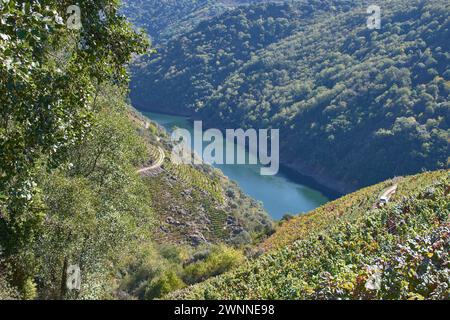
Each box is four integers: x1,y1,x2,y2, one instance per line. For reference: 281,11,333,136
121,0,269,44
129,0,450,192
0,0,272,300
1,0,449,302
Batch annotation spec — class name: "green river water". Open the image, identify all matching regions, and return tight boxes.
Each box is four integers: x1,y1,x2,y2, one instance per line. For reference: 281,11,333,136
143,111,331,220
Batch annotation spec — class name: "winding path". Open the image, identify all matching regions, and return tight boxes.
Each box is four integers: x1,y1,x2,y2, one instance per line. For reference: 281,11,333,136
380,185,398,200
137,146,165,174
375,184,398,208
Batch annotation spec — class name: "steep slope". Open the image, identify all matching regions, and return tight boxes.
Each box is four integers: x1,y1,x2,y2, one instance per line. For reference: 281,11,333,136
170,170,449,300
121,0,269,44
108,100,274,300
130,0,358,113
1,0,274,301
0,83,273,300
121,0,227,44
130,0,449,193
130,109,273,247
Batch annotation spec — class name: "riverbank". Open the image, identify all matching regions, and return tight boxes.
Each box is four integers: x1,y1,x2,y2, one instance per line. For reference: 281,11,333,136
136,108,333,219
282,159,356,196
134,104,348,197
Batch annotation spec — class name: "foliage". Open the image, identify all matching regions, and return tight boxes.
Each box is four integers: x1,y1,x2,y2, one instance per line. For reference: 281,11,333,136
130,0,449,191
0,0,149,297
2,0,448,301
122,0,269,44
32,89,155,299
117,243,245,300
0,263,19,300
121,0,227,44
127,111,273,247
183,244,245,284
169,171,449,300
144,269,184,300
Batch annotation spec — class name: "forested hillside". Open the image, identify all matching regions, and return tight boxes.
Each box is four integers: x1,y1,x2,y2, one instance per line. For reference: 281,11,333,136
0,0,271,300
130,0,449,192
0,0,148,299
1,0,449,302
170,170,450,300
121,0,268,44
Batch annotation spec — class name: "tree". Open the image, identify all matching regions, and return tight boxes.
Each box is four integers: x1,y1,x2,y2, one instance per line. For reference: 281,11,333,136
0,0,149,297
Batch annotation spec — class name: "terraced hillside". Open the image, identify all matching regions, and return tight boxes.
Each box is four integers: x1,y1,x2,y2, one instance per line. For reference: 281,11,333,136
130,110,273,247
115,109,274,299
170,170,449,299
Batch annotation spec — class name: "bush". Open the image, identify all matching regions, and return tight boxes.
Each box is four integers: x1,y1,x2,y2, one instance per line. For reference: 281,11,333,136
168,172,450,300
281,214,294,222
144,270,185,300
183,245,245,285
0,274,19,300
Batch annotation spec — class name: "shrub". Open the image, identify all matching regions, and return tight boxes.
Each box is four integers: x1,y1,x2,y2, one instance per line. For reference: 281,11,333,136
183,245,245,285
144,270,185,300
0,274,19,300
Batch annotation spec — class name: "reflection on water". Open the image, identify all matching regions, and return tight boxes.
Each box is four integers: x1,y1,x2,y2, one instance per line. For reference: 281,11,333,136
143,111,330,220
